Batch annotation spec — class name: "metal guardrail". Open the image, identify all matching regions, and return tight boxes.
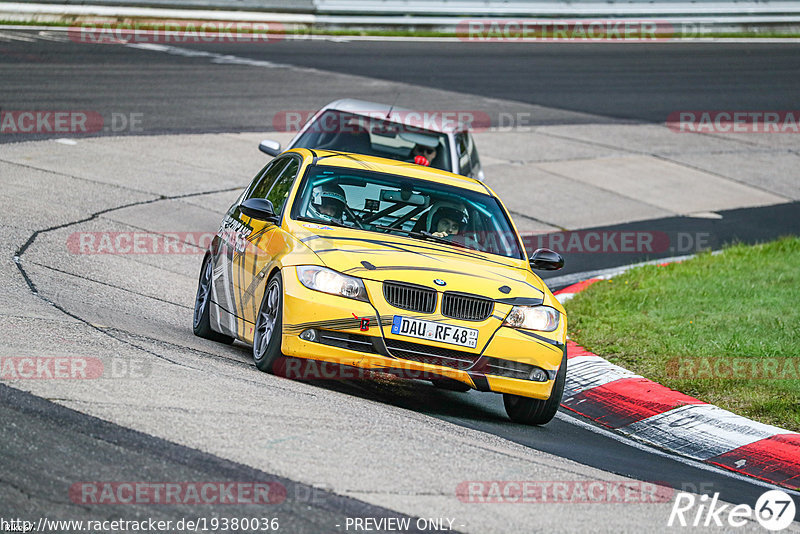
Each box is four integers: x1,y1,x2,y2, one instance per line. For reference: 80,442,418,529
3,0,800,32
316,0,800,17
5,0,800,17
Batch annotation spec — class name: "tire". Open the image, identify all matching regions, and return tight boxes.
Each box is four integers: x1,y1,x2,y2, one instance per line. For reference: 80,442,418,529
193,254,235,344
503,349,567,425
253,273,284,373
431,377,472,392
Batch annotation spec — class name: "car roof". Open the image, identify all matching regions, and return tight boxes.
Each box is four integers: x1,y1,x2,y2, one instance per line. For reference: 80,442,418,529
320,98,468,134
292,148,490,194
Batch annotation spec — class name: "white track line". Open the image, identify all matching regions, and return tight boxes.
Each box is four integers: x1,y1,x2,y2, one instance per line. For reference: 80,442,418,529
0,30,36,42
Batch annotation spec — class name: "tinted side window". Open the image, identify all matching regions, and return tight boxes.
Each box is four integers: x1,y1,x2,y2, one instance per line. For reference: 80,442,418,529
245,158,290,201
266,158,300,216
456,133,472,176
467,133,481,172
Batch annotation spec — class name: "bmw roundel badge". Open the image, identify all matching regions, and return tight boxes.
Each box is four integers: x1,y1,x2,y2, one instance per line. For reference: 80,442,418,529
433,279,446,286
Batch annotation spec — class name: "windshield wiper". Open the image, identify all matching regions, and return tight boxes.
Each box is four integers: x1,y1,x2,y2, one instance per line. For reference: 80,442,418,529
298,218,470,250
416,230,471,249
369,224,470,250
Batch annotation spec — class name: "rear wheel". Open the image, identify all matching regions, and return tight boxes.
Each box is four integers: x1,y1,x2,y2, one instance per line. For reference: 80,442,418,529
503,349,567,425
193,254,234,344
253,273,284,373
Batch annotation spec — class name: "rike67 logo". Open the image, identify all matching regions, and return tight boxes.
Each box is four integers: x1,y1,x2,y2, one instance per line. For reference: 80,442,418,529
668,489,796,530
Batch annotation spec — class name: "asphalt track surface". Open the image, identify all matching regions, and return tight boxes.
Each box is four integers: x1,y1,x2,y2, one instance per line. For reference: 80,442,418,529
2,33,800,141
1,384,427,533
174,40,800,124
2,30,800,528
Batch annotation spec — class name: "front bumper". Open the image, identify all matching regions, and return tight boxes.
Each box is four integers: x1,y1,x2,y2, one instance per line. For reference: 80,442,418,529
280,270,565,400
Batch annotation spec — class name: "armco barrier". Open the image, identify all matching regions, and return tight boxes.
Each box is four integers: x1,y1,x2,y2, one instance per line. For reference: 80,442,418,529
3,0,800,34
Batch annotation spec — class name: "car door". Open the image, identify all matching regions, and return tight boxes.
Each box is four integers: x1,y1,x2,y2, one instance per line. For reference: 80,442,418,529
233,154,302,340
209,159,285,338
210,156,290,339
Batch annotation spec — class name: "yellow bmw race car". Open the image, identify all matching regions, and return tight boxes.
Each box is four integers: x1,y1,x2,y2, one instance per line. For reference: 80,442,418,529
193,149,568,425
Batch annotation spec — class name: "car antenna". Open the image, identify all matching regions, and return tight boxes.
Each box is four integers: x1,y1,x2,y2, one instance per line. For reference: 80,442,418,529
385,93,400,120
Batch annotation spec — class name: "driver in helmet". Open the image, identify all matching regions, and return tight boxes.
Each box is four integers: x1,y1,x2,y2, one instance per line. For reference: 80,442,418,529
427,202,480,250
429,203,468,239
307,182,347,222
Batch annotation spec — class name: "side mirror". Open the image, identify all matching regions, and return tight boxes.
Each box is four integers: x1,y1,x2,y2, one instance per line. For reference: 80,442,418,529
258,139,282,156
240,198,280,223
529,248,564,271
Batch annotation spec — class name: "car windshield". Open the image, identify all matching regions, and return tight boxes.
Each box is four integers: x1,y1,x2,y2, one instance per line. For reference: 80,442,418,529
292,110,451,172
290,165,524,259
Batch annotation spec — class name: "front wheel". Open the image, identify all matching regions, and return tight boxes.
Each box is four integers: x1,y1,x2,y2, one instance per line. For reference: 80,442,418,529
253,273,285,373
193,254,234,344
503,349,567,425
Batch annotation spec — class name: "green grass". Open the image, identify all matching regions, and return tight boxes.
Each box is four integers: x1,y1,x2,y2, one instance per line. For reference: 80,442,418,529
565,237,800,431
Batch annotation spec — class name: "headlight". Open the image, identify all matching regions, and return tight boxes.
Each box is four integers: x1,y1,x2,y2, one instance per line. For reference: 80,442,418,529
503,306,559,332
296,266,369,302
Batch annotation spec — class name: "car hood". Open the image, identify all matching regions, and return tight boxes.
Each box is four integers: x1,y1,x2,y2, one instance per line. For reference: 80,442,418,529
291,221,546,302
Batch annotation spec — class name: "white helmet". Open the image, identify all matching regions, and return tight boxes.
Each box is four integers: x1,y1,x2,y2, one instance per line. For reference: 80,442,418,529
308,182,347,221
427,201,469,233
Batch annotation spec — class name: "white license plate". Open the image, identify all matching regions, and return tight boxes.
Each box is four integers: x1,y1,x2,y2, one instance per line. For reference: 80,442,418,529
390,316,478,349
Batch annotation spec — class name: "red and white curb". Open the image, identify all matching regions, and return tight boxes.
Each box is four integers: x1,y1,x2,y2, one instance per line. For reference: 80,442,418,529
555,277,800,491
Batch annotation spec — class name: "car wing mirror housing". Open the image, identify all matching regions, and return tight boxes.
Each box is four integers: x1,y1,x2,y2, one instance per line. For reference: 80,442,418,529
240,198,280,223
258,139,282,156
529,248,564,271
